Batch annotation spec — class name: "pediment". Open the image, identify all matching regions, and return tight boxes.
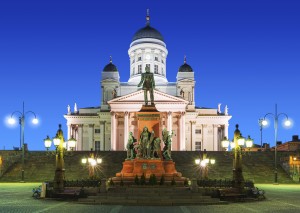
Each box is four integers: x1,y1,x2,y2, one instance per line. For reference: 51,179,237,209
108,89,188,104
108,89,188,112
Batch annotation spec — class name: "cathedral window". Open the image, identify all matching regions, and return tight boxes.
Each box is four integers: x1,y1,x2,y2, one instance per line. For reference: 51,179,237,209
155,56,158,61
132,67,135,74
195,129,201,134
195,141,201,151
161,59,164,64
154,65,158,74
95,141,100,151
138,65,142,73
138,57,142,61
95,129,100,134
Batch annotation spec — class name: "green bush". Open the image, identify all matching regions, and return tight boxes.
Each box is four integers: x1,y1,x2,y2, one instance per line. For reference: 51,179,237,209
134,174,139,185
140,173,146,185
120,178,124,186
109,178,114,186
171,177,176,186
149,174,157,185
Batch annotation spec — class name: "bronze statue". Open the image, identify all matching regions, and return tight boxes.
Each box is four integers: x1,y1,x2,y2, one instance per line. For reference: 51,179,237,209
139,126,151,158
151,137,161,159
138,65,155,105
162,128,173,160
126,132,135,159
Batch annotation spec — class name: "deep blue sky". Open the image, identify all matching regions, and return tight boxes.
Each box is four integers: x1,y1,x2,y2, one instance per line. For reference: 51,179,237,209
1,0,299,150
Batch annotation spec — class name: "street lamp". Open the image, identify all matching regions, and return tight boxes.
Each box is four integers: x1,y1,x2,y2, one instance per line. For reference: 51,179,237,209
262,104,291,184
8,102,38,182
81,150,102,178
221,124,253,190
258,118,264,149
195,149,215,180
44,124,76,192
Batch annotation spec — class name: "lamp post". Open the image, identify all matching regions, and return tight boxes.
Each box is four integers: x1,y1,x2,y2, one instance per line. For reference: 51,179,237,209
81,150,102,178
8,102,38,182
262,104,291,184
44,124,76,192
195,149,215,180
221,124,253,190
258,118,264,149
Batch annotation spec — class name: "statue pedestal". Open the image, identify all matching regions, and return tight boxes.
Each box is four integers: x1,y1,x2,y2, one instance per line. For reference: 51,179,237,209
114,158,186,185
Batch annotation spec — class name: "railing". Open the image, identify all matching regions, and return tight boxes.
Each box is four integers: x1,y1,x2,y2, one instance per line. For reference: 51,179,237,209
197,179,254,188
46,179,101,188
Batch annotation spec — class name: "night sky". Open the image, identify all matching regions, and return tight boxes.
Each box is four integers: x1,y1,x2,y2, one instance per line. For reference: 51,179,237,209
1,0,299,150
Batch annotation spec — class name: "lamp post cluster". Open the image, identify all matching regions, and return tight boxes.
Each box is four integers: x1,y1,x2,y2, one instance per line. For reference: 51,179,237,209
44,124,76,192
8,102,38,182
81,150,102,178
221,124,253,190
261,104,291,184
195,149,215,180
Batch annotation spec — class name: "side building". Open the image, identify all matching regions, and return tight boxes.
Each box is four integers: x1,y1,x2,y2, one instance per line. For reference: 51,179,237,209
64,13,231,151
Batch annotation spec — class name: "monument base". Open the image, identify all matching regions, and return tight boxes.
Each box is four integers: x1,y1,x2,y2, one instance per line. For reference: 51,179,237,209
113,158,186,185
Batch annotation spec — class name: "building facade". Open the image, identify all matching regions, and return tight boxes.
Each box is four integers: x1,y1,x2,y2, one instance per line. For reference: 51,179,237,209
64,13,232,152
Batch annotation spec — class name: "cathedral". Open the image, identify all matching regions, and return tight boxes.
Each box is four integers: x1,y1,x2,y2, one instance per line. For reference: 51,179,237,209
64,12,231,152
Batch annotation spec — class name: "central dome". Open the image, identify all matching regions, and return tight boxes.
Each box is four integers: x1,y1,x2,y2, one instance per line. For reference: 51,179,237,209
132,25,164,42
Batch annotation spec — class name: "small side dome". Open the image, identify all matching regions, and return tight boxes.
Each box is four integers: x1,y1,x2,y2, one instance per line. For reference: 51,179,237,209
103,56,118,72
178,56,193,72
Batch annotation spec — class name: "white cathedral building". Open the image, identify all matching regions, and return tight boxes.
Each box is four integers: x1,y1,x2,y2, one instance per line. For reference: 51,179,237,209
64,13,231,152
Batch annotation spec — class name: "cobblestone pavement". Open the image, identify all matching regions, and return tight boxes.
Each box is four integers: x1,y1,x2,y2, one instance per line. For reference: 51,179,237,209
1,183,300,213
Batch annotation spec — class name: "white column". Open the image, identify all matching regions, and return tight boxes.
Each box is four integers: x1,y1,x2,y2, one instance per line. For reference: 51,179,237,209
124,111,129,151
78,125,83,151
213,124,218,151
167,111,172,133
224,124,229,139
111,112,117,150
89,124,94,150
180,112,186,151
191,121,196,151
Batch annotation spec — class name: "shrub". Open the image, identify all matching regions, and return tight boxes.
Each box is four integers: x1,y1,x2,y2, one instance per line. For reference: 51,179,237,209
140,173,146,185
120,178,124,186
134,174,139,185
149,174,157,185
171,177,176,186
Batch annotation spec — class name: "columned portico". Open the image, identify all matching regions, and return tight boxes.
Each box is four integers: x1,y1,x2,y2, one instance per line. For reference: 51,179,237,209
180,112,186,151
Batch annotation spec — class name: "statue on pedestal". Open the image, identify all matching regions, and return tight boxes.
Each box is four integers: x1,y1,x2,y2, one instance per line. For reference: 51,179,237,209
138,65,155,105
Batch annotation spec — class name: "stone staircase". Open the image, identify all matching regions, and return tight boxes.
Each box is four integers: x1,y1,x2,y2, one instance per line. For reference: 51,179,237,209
77,186,225,206
0,151,294,184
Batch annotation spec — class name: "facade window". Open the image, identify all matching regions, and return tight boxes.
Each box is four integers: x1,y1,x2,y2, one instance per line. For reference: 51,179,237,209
132,67,135,74
95,129,100,134
138,57,142,61
138,65,142,73
161,68,164,76
95,141,100,151
154,65,158,74
195,141,201,151
195,129,201,134
132,59,135,64
161,59,164,64
146,64,150,70
155,57,158,61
